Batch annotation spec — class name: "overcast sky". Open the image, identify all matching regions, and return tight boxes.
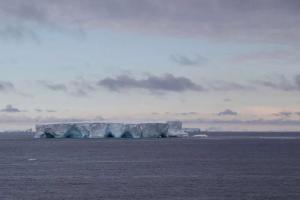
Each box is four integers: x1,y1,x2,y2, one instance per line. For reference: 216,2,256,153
1,0,300,131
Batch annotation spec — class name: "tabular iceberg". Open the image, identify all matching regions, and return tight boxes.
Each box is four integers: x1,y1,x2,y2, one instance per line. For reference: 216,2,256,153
34,121,199,139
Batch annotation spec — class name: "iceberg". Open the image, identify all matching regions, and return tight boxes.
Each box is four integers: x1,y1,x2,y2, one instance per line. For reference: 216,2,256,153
166,121,188,137
34,121,200,139
182,128,201,136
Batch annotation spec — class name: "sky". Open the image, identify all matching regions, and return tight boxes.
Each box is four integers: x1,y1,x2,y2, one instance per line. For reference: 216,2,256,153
1,0,300,131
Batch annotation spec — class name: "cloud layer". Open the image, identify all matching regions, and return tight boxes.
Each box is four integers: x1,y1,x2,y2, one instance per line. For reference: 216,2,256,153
0,81,15,92
39,81,67,92
39,79,95,97
257,74,300,91
1,0,300,43
187,118,300,126
37,73,300,95
98,73,203,93
1,104,21,113
218,109,238,116
170,54,208,67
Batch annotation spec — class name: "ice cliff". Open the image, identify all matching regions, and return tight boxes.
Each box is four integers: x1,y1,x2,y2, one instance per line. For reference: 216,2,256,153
34,121,200,139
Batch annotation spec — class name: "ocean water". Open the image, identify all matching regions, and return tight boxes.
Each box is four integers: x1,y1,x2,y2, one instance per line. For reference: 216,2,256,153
0,132,300,200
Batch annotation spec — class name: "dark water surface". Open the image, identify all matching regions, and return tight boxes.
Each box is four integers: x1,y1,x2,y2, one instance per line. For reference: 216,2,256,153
0,133,300,200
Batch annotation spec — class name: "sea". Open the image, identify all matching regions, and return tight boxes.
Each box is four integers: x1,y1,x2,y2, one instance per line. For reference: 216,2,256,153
0,132,300,200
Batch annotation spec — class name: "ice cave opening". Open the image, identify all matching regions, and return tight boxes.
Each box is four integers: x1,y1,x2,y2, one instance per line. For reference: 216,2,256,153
105,132,115,138
121,131,133,138
64,125,84,138
43,131,55,138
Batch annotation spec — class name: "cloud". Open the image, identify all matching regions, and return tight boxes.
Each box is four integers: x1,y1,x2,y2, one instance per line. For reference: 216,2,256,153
46,109,56,113
36,73,300,98
0,80,33,97
39,80,67,92
0,0,57,41
0,115,105,124
69,78,95,96
1,104,21,113
38,78,95,97
209,81,253,91
272,111,300,118
273,111,293,118
177,112,198,116
0,25,39,42
37,74,257,96
150,111,198,116
1,0,300,43
0,81,15,92
34,108,56,113
218,109,238,116
256,74,300,91
98,73,204,93
170,54,208,67
0,1,48,23
186,118,300,126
